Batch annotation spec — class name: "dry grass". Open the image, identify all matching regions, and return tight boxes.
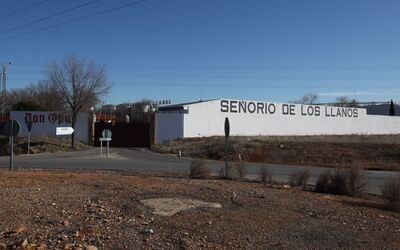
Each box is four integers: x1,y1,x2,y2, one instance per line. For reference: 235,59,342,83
381,175,400,211
235,162,247,180
1,136,90,156
189,159,211,179
229,134,400,144
155,135,400,171
259,166,273,184
289,168,311,187
315,167,367,197
226,165,237,180
219,166,225,178
223,162,248,180
315,169,347,195
347,167,368,197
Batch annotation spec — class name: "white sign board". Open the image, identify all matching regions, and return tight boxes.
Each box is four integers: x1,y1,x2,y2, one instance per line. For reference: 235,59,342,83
56,127,74,135
102,129,112,138
10,111,89,143
99,138,112,141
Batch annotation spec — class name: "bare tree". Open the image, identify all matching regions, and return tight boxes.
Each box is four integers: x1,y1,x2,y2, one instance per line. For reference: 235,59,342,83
111,99,154,123
291,93,319,104
7,80,64,111
335,96,359,107
127,99,153,123
46,55,110,148
32,81,65,110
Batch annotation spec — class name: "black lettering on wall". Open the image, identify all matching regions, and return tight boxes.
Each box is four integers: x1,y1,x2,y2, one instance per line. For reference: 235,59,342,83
307,106,314,116
353,109,358,117
220,100,229,112
337,108,342,117
342,108,348,117
315,106,320,116
248,102,256,113
257,102,264,114
239,101,246,113
268,104,276,114
230,100,238,113
301,105,307,116
289,105,295,115
282,104,289,115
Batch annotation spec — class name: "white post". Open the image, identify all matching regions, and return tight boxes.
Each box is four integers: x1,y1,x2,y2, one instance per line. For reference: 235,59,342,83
106,140,109,158
27,132,30,155
9,120,14,171
100,140,103,157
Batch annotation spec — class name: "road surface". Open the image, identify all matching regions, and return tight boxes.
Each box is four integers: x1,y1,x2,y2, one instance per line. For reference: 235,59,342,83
0,147,398,195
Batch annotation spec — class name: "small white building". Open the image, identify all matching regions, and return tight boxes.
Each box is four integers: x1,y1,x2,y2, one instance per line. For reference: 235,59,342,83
155,99,400,144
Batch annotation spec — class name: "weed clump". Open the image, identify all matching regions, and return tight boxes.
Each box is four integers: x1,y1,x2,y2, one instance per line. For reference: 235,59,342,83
315,167,367,197
235,162,247,180
189,159,211,179
222,162,248,180
289,168,311,187
381,174,400,211
259,166,273,184
347,166,368,197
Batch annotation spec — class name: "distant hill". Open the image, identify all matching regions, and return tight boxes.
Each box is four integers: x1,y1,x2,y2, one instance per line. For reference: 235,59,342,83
365,104,400,116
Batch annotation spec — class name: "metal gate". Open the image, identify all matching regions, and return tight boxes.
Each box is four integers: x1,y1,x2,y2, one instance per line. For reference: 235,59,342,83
94,122,150,147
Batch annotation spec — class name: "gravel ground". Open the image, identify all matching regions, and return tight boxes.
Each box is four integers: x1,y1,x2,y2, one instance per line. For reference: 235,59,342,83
0,170,399,249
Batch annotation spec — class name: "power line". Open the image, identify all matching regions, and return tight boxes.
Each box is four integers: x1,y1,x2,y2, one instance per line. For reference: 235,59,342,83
9,63,400,71
0,0,101,36
0,0,50,20
0,0,147,42
109,81,400,89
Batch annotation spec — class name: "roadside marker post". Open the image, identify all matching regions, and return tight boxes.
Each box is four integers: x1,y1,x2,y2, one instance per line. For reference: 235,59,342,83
100,129,112,158
56,127,74,148
25,120,33,154
224,117,230,178
2,120,21,171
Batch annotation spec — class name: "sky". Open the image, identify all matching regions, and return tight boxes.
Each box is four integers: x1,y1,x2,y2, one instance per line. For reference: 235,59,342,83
0,0,400,105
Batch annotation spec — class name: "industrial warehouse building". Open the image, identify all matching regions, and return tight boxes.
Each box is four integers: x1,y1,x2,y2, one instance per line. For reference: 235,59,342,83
155,99,400,144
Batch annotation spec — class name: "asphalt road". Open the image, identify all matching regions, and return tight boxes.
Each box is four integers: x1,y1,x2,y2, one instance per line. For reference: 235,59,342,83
0,147,398,195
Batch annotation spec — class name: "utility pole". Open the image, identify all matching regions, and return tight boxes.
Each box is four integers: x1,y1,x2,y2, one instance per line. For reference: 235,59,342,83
1,61,12,116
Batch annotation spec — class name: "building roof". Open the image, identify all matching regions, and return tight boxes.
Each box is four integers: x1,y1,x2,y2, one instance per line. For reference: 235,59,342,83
157,99,217,111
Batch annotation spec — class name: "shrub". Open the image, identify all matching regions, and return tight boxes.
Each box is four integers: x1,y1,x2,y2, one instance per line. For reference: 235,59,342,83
289,168,311,187
189,159,211,179
315,170,332,193
315,168,348,195
259,166,272,184
330,168,350,195
381,175,400,211
226,164,238,179
347,166,367,197
315,167,367,196
219,166,225,178
235,162,247,180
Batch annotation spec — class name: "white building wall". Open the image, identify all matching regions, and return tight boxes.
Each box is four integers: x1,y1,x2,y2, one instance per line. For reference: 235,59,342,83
155,111,184,144
180,99,400,138
10,111,89,143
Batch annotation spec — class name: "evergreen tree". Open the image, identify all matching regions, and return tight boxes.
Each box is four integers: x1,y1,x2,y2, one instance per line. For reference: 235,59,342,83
389,99,395,116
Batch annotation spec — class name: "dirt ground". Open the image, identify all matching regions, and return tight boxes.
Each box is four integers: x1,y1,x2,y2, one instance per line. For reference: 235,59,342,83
1,170,399,249
152,135,400,171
